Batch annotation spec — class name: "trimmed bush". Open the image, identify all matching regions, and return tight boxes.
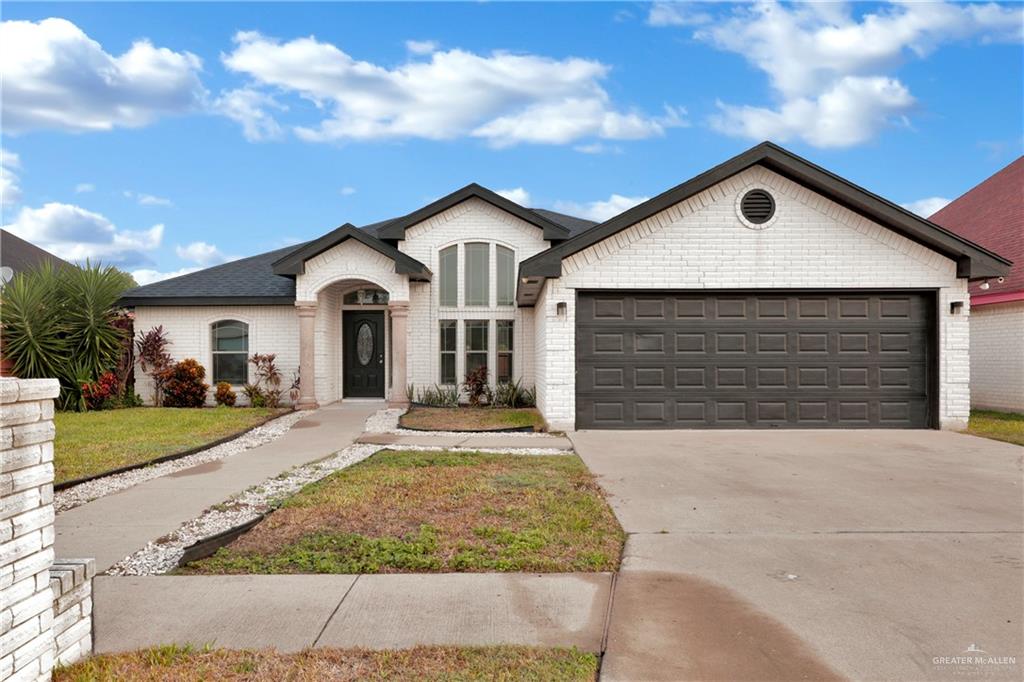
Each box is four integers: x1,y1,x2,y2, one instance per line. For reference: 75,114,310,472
214,382,237,407
161,359,209,408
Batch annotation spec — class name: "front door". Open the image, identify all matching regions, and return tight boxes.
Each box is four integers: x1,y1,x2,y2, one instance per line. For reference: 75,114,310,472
343,311,385,398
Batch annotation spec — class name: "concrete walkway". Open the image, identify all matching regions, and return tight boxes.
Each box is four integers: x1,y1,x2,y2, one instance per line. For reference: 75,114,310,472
358,432,573,450
93,573,612,653
55,402,380,571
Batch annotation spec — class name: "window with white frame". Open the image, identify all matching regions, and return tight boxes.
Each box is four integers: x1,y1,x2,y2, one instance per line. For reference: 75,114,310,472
439,320,457,385
465,320,488,376
211,320,248,384
464,243,489,306
439,245,457,307
496,245,515,306
497,320,513,383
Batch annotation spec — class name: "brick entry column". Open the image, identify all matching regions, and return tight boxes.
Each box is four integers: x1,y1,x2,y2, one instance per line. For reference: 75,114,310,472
296,301,319,410
388,301,410,408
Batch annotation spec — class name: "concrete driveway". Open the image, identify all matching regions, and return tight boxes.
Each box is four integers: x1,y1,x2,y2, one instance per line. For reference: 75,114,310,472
571,429,1023,681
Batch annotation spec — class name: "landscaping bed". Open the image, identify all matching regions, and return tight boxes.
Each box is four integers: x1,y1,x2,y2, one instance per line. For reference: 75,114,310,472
965,409,1024,447
399,407,545,432
179,449,624,574
54,407,283,484
54,644,598,681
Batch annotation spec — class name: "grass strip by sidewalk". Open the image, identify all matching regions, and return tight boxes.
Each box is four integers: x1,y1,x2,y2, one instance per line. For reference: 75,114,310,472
54,644,598,681
54,407,281,484
180,449,624,574
965,409,1024,447
399,407,545,431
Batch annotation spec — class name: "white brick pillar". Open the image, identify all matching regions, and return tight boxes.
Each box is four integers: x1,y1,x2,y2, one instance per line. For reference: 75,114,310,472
1,378,59,681
296,301,319,410
388,301,410,408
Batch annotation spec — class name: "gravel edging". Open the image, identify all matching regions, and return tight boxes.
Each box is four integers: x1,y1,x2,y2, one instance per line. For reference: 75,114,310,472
107,443,381,576
54,411,308,514
365,408,562,439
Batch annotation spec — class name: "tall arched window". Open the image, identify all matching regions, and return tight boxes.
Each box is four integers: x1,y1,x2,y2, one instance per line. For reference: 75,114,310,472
212,320,249,384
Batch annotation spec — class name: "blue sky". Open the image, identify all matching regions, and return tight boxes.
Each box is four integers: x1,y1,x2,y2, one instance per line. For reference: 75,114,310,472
2,1,1022,283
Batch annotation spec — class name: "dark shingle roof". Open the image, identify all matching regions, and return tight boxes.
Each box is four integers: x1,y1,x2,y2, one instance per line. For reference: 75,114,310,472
529,209,597,237
120,243,306,306
1,229,72,273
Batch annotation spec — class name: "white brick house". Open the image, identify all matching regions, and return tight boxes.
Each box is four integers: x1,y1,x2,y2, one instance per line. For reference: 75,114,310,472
122,143,1010,431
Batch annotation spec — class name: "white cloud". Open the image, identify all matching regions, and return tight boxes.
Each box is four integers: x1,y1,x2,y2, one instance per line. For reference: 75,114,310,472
647,2,712,27
131,267,199,286
901,196,951,218
496,187,531,205
553,193,649,222
2,202,163,267
74,183,95,194
405,39,438,55
339,186,357,196
214,87,285,142
688,1,1023,147
1,148,22,209
175,240,226,266
124,190,173,207
221,31,684,147
573,142,623,155
1,18,205,133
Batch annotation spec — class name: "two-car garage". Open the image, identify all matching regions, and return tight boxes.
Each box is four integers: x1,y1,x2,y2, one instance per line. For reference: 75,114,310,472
575,291,935,429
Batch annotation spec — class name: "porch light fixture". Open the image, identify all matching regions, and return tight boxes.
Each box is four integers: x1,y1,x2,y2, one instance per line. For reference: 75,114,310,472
949,301,964,315
556,301,567,317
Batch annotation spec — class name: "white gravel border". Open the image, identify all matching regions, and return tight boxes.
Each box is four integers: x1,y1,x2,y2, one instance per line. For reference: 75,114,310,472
107,442,382,576
364,407,565,439
55,411,308,514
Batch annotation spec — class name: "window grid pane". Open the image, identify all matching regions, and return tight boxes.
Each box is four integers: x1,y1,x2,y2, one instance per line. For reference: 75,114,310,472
439,246,457,307
497,320,513,383
496,246,514,306
465,320,488,377
212,320,249,384
439,320,456,384
465,243,489,306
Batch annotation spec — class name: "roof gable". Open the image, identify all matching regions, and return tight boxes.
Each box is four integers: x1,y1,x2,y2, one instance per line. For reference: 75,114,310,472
271,223,431,279
518,142,1012,302
1,229,72,273
374,183,571,241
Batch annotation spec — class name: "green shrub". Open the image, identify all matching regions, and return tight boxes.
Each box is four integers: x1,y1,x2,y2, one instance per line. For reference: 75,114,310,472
242,383,266,408
413,384,459,407
0,261,135,410
492,379,536,408
214,382,237,406
161,359,209,408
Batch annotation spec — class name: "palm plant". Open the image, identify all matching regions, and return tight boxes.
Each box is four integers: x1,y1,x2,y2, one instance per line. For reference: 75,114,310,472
1,261,133,409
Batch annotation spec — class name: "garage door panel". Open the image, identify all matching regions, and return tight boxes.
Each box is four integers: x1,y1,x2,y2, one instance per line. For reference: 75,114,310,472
576,291,933,429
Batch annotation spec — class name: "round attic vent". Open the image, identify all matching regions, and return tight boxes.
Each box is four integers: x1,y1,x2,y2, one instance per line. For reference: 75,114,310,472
740,189,776,224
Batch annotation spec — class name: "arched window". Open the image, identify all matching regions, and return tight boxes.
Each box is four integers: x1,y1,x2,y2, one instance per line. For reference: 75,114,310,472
211,320,249,384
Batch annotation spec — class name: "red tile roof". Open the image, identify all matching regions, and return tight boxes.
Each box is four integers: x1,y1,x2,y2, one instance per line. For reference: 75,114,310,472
929,157,1023,298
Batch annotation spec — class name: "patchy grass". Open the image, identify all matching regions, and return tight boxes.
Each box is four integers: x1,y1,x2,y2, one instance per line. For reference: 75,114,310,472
54,407,281,484
181,449,624,574
400,407,545,432
965,409,1024,447
53,644,599,681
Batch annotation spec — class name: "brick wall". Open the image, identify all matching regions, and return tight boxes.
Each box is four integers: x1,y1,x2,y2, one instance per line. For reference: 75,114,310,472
50,559,94,667
534,166,971,430
2,378,94,680
132,305,299,406
970,301,1024,413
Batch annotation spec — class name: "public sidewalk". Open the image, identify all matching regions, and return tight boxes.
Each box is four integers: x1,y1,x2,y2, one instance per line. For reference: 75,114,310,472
54,402,380,571
93,573,612,653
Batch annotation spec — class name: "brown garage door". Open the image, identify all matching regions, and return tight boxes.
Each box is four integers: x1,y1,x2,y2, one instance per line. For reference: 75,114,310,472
575,291,935,429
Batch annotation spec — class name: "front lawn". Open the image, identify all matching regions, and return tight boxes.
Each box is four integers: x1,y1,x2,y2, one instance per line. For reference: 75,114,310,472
54,644,598,682
400,407,545,432
54,407,281,484
181,449,624,574
965,409,1024,447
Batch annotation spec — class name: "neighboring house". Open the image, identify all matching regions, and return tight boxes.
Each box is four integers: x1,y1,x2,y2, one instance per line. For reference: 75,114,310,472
929,157,1023,414
120,142,1010,431
1,229,72,276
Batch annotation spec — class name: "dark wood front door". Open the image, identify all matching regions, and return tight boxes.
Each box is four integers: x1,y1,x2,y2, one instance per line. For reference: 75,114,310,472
343,311,385,398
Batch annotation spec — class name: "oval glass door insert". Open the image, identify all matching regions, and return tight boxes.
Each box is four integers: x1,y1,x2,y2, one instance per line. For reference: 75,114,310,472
356,322,374,366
